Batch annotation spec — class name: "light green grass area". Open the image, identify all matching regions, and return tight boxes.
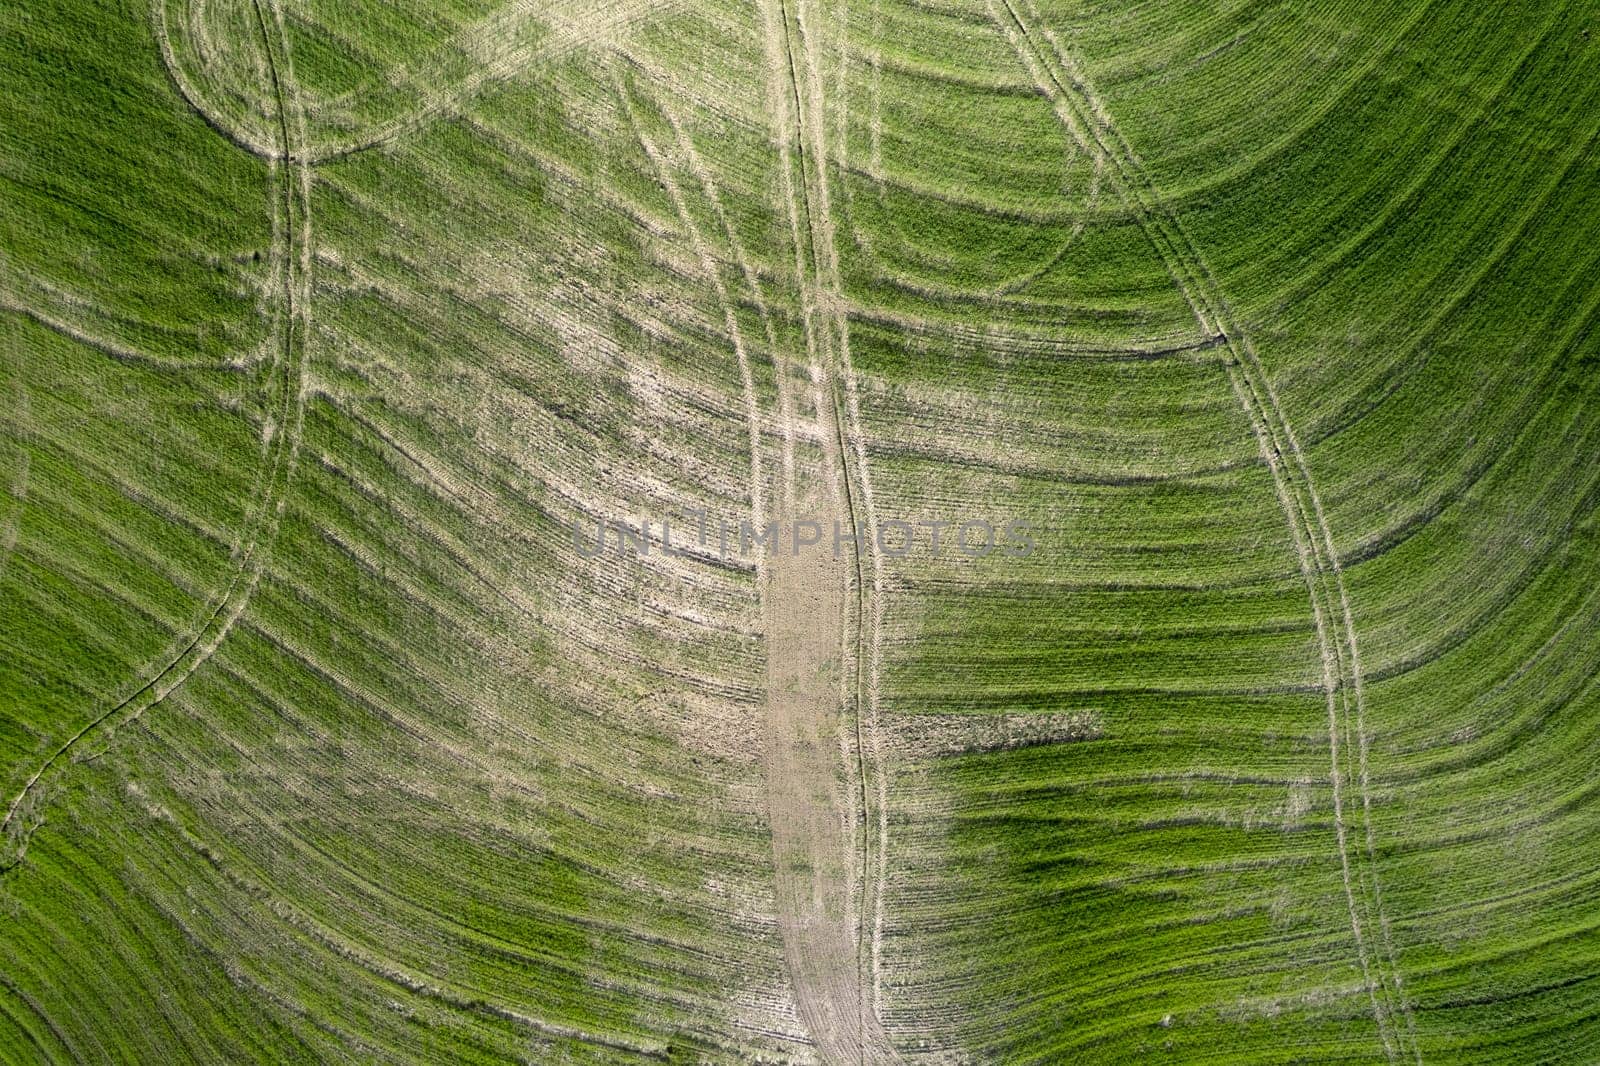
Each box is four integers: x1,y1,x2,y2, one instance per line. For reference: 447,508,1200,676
2,0,1598,1061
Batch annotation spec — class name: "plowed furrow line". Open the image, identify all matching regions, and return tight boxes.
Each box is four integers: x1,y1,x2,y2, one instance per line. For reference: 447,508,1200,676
614,68,766,532
3,0,312,869
989,1,1416,1059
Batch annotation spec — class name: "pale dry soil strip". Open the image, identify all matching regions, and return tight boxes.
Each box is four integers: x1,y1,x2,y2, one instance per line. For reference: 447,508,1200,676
760,0,903,1054
989,1,1418,1059
764,490,896,1065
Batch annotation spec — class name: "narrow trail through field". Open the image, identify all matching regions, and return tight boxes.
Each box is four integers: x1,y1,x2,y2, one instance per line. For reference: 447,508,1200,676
764,489,879,1064
989,1,1418,1061
760,0,897,1056
2,0,312,869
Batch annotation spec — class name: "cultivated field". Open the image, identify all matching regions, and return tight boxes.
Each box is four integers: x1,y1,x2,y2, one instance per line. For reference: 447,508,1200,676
2,0,1599,1061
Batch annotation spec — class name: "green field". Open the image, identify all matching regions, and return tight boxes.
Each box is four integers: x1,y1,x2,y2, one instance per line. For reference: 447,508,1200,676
3,0,1599,1061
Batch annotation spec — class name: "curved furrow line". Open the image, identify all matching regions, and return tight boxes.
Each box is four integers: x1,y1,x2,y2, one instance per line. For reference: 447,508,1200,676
1230,8,1570,347
1331,231,1600,576
612,64,766,533
965,859,1600,1005
2,0,312,870
654,78,800,508
1388,571,1600,779
1292,111,1600,459
302,0,559,115
0,291,215,371
0,971,73,1063
988,1,1419,1060
152,0,279,160
1048,0,1439,216
833,177,1120,307
304,397,551,629
856,39,1034,95
139,652,730,976
162,0,685,171
845,300,1218,358
0,386,27,588
124,790,676,1059
605,50,801,501
0,242,276,373
990,152,1106,297
847,146,1100,224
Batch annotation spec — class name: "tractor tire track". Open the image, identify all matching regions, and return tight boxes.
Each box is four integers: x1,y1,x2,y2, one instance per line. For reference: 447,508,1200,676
3,0,312,869
0,282,216,370
0,388,28,587
153,0,280,159
613,64,766,532
620,52,800,504
127,776,675,1059
817,0,893,1020
761,0,897,1055
160,0,685,167
304,0,684,164
988,1,1417,1060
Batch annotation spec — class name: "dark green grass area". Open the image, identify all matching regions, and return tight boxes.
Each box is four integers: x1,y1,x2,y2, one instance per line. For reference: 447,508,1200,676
0,0,272,363
0,0,274,807
870,0,1600,1060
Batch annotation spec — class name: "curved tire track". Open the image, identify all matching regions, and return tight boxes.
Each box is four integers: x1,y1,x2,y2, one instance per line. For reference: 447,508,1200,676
3,0,312,868
304,0,685,164
988,1,1418,1060
612,65,766,531
761,0,899,1055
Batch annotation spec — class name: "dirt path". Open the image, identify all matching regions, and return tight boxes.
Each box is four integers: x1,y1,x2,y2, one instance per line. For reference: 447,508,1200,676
988,0,1417,1059
763,488,897,1064
758,0,898,1053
